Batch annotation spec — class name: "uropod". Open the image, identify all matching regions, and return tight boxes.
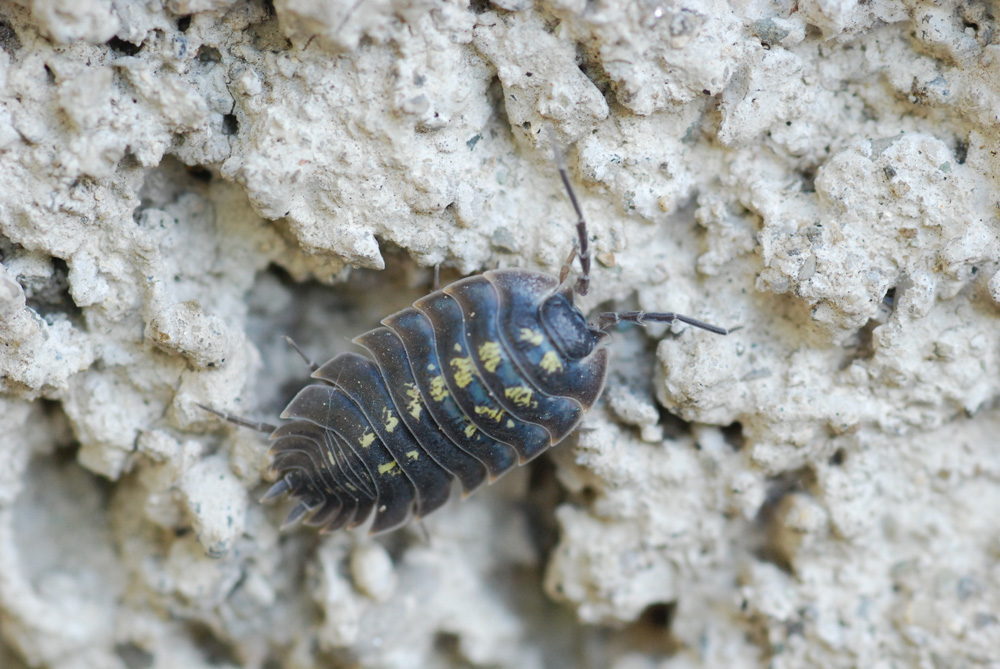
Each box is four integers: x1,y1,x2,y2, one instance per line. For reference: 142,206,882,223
202,144,728,534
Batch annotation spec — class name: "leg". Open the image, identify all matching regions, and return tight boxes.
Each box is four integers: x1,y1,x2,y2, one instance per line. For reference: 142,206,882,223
598,310,729,336
550,139,592,296
558,246,578,286
412,518,431,544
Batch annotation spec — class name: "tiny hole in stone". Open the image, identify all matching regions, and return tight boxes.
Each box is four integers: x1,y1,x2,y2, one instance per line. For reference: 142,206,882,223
106,36,143,56
197,45,221,63
115,643,154,669
721,422,744,450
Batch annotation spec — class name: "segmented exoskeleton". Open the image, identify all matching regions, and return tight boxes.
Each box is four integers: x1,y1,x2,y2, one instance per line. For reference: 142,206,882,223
202,144,727,534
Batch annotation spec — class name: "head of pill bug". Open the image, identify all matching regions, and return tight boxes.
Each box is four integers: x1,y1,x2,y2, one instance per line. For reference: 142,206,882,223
540,291,608,359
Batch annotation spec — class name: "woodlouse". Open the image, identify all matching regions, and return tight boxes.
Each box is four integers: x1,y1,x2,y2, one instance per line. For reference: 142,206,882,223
203,146,727,534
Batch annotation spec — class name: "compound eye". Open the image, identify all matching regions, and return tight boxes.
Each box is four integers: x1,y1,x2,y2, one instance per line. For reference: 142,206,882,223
540,293,597,359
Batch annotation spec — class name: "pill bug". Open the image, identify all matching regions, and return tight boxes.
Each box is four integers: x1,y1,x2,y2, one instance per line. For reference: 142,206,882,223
202,145,727,535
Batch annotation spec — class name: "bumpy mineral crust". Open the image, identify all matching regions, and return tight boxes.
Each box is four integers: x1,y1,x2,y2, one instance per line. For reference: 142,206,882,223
1,1,999,667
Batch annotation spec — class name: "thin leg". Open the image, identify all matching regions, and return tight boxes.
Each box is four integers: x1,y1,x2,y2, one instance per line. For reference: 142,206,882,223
433,264,441,291
558,246,577,286
550,138,591,296
284,335,319,372
412,518,431,545
598,311,729,336
197,403,277,433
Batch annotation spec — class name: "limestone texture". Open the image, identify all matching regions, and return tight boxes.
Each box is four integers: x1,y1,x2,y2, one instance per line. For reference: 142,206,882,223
1,1,999,667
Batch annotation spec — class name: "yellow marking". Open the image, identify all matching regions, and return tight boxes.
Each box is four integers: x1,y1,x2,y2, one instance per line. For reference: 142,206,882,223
519,328,544,346
383,407,399,433
453,343,463,353
346,483,357,491
478,341,502,373
506,419,514,428
359,431,375,448
540,351,564,374
451,356,476,389
429,375,450,402
464,422,477,438
327,451,336,465
475,405,504,423
378,460,398,475
405,384,422,419
427,363,436,371
406,450,420,461
505,385,534,408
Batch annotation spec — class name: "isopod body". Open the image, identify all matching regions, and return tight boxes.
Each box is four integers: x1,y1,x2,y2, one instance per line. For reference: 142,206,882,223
265,269,610,534
204,145,728,534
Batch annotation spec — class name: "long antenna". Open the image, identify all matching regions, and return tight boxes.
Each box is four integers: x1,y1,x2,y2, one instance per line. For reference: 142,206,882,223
550,135,592,296
598,310,729,335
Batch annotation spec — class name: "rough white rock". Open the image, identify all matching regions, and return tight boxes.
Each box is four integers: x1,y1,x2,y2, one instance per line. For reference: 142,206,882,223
349,540,398,603
1,1,999,668
177,453,248,557
146,300,232,370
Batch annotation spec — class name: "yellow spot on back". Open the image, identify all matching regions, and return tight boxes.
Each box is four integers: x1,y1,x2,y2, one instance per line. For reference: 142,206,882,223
359,431,375,448
451,356,476,389
405,383,423,419
453,343,463,353
464,422,477,438
506,419,514,428
475,405,504,422
406,450,419,461
505,385,534,408
327,451,336,465
378,460,398,475
519,328,544,346
429,375,450,402
478,341,502,373
383,407,399,433
540,350,564,374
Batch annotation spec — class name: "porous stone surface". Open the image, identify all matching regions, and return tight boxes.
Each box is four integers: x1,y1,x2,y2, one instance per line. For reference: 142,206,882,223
1,1,999,668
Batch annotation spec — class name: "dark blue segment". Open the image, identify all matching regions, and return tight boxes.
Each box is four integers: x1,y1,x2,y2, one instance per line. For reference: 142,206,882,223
322,427,376,502
383,307,517,481
415,291,551,465
282,384,416,534
270,421,355,499
269,421,369,529
270,422,373,530
355,327,488,496
319,430,362,531
445,276,585,449
268,426,339,495
303,497,343,529
540,292,597,359
271,396,375,504
313,352,453,519
485,269,608,410
280,384,375,495
268,450,326,503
